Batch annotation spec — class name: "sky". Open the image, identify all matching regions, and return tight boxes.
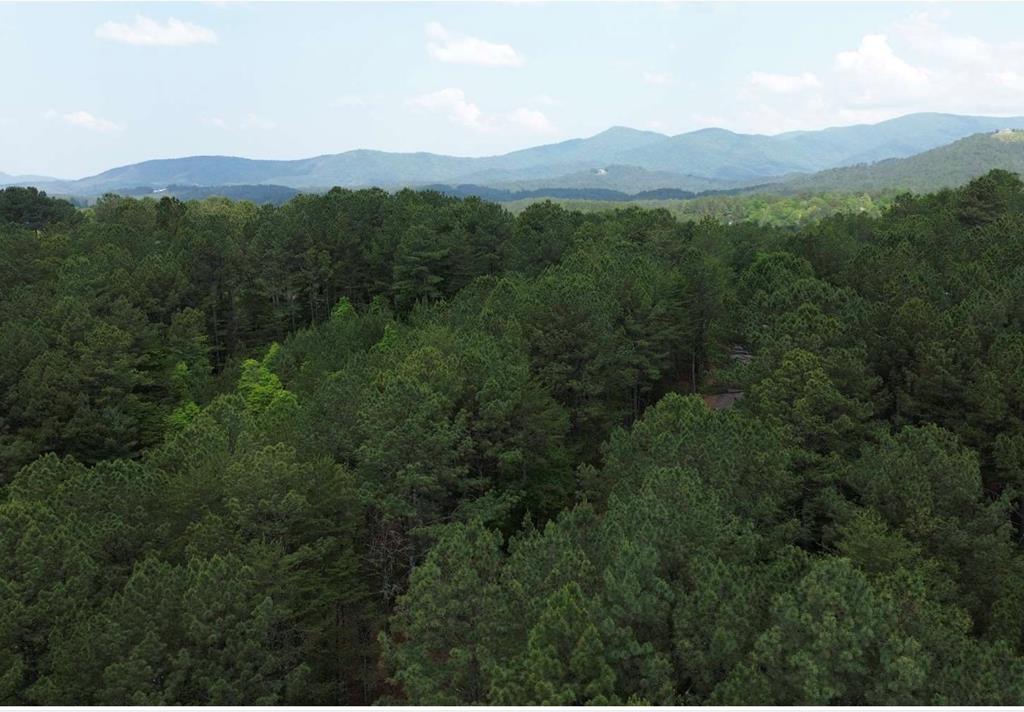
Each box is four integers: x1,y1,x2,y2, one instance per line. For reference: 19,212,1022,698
3,2,1024,178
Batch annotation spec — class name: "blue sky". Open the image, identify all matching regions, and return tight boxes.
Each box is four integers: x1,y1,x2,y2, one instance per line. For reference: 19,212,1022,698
3,2,1024,178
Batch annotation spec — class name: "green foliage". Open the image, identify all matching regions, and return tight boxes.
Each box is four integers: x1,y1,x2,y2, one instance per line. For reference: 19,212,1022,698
0,187,79,229
712,557,929,704
778,133,1024,195
505,191,892,227
4,172,1024,704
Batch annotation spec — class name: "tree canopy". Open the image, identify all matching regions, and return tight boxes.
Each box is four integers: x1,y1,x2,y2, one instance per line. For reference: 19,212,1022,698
4,172,1024,704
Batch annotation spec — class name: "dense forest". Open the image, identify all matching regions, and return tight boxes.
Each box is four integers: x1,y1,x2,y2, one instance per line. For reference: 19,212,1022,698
506,190,894,228
4,171,1024,704
423,183,740,203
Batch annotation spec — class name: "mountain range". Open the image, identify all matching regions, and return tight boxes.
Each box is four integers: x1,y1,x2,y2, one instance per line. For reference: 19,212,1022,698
0,171,60,187
7,113,1024,201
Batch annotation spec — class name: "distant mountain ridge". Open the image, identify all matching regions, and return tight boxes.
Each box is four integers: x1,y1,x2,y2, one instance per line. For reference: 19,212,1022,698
8,113,1024,198
0,171,59,186
769,130,1024,194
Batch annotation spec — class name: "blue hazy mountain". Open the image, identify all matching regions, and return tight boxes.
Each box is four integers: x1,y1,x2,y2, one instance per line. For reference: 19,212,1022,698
0,171,59,186
15,113,1024,196
613,113,1024,180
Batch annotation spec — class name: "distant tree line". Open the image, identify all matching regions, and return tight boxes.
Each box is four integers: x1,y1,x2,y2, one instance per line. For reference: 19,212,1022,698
423,182,771,203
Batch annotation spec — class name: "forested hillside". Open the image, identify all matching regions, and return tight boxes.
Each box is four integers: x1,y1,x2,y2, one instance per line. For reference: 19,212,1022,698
775,131,1024,194
506,191,894,227
4,171,1024,704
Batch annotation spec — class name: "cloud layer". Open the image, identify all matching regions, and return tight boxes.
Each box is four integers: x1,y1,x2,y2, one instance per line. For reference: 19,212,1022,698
734,12,1024,133
425,22,524,67
45,109,122,133
96,16,217,46
408,88,554,134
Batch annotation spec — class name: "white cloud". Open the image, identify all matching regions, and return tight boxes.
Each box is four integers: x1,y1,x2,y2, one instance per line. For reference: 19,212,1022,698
897,12,999,67
95,15,217,46
425,22,524,67
45,109,122,132
835,34,932,105
746,71,821,94
726,12,1024,135
202,116,227,129
831,19,1024,115
409,88,489,131
408,88,554,134
642,71,674,86
508,107,555,134
889,12,1024,112
241,114,277,130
